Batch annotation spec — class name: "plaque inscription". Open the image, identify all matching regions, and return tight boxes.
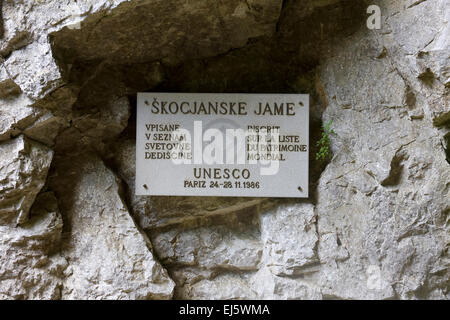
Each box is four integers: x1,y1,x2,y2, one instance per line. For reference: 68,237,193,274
136,93,309,197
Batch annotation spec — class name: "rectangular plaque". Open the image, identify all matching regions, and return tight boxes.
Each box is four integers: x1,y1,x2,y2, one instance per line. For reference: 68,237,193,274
136,93,309,197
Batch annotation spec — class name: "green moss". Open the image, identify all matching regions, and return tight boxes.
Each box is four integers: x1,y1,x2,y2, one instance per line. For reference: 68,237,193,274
315,120,334,161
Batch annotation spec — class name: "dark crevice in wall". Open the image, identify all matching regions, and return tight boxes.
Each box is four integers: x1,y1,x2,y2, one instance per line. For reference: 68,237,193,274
434,112,450,128
443,132,450,165
0,0,3,39
418,68,435,87
275,0,289,33
381,151,408,186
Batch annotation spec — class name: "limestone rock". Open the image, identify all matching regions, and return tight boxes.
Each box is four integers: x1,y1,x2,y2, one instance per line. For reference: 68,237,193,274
179,273,257,300
23,111,63,147
50,154,175,300
1,0,282,102
0,89,71,145
316,27,450,299
171,203,321,300
0,135,53,225
377,0,450,125
50,0,283,65
73,62,165,109
0,192,66,299
0,94,37,141
1,0,130,100
4,39,63,100
0,0,448,300
260,203,318,277
0,64,21,98
152,224,262,271
71,96,130,140
55,96,130,155
250,267,322,300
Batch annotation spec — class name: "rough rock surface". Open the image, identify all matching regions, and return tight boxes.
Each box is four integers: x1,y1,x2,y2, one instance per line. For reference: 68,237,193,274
0,135,53,225
174,203,322,299
316,27,449,299
50,0,283,65
50,154,175,299
0,0,448,300
0,192,65,299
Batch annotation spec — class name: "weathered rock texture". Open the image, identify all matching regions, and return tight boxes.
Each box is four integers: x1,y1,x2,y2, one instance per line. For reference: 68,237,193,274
50,154,174,299
0,192,65,299
0,136,53,225
0,0,448,299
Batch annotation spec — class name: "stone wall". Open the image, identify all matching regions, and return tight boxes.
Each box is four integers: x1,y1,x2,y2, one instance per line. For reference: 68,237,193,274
0,0,448,299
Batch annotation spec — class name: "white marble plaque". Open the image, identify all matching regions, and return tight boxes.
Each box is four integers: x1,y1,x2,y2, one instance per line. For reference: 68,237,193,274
136,93,309,197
